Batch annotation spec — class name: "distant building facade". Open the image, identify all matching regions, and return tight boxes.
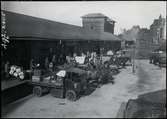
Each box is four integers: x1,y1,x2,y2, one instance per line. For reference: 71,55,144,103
118,25,140,48
136,15,166,58
119,15,166,59
82,13,115,34
136,28,152,58
118,26,140,59
150,15,166,44
149,15,166,50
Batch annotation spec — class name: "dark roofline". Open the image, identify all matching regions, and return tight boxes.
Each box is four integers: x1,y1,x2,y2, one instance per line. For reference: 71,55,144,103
3,10,121,41
2,10,82,29
10,36,101,41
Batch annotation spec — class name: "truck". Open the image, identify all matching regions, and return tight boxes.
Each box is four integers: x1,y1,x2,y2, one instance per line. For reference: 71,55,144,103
158,52,166,67
29,67,88,101
149,51,160,65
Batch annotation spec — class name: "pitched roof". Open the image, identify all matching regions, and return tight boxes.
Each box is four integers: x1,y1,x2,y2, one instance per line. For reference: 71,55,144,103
4,10,121,41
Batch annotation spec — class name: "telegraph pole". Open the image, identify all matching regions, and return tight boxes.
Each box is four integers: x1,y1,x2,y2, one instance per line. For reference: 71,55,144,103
132,41,136,73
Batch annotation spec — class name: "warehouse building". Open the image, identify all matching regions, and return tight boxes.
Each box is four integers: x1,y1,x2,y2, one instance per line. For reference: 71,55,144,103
2,10,121,70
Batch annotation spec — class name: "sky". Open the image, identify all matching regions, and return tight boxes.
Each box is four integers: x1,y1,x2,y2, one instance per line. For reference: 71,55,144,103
1,1,166,35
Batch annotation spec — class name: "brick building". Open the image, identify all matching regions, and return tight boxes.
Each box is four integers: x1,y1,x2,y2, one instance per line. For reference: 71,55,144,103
82,13,115,34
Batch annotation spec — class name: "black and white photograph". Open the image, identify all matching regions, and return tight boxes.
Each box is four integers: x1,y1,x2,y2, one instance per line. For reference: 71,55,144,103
1,1,166,118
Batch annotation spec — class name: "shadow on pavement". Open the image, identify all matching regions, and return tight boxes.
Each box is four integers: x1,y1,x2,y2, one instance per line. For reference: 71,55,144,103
1,94,33,118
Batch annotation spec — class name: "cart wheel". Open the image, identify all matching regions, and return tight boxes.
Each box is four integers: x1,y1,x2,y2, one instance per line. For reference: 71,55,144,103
65,90,77,101
33,86,42,97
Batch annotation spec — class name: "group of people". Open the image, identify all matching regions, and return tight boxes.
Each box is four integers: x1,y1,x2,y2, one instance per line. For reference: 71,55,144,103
66,51,102,69
30,49,124,73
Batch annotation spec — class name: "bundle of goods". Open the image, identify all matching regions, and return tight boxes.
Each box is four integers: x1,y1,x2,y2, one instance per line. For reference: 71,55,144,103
9,65,24,80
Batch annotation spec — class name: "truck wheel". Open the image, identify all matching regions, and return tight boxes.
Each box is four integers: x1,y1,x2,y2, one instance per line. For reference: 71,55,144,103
65,90,77,101
33,86,42,97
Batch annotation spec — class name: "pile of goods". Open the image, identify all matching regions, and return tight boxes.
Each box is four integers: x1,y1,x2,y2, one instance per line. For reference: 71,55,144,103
9,65,24,80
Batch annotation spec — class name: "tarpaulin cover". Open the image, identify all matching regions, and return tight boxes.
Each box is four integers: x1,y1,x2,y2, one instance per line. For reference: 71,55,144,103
75,56,86,64
56,70,66,77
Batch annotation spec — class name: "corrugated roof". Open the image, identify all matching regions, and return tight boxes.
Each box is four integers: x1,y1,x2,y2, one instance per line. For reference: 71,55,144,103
4,10,121,41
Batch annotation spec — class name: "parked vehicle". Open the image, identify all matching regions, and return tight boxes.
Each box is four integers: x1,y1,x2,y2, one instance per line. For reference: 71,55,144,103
149,51,166,67
29,67,88,101
158,52,166,67
149,51,159,65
